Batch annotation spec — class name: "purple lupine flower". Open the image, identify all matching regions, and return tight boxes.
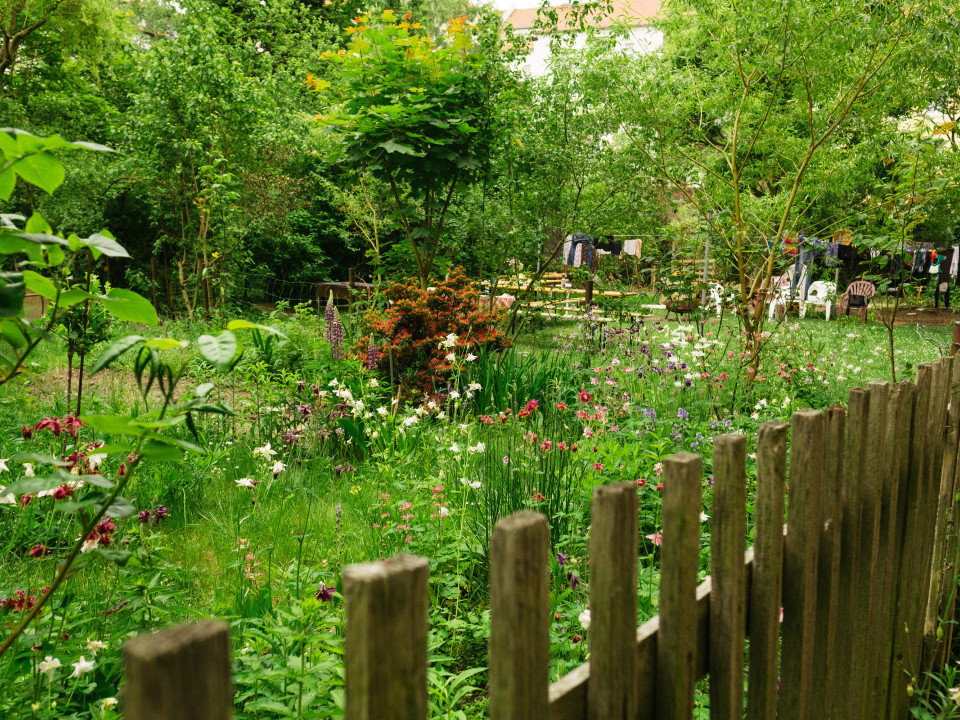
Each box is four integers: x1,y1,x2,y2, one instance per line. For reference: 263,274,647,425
316,584,335,602
366,342,378,370
677,407,690,421
154,506,168,524
556,552,568,568
325,294,335,343
567,571,580,592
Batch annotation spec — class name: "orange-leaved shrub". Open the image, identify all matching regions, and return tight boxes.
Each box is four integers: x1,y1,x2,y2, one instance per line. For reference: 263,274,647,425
353,269,512,394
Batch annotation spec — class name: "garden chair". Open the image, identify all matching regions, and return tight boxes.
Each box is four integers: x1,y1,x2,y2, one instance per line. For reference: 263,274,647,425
799,281,836,321
765,275,793,320
838,280,876,324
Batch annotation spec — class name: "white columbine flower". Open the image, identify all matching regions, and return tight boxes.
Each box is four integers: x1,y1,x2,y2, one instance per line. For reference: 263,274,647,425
700,512,710,523
469,442,485,454
81,538,99,553
0,486,14,504
87,452,107,471
0,458,8,473
70,656,95,678
235,478,258,489
449,443,460,453
368,378,379,387
377,406,388,416
86,639,107,655
578,609,591,629
39,656,61,679
449,390,460,399
440,333,458,349
467,382,481,391
465,354,477,362
271,460,286,475
101,698,119,711
253,443,277,460
23,463,34,477
445,352,456,362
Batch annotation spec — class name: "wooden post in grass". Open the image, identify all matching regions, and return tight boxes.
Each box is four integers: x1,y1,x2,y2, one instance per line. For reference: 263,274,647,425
951,321,960,357
589,482,638,720
344,555,429,720
123,621,233,720
710,434,747,720
658,453,702,720
747,422,788,720
780,409,823,720
489,511,550,720
584,279,594,309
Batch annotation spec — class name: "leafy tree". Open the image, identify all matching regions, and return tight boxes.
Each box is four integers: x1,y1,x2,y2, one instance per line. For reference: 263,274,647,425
609,0,952,374
315,10,502,290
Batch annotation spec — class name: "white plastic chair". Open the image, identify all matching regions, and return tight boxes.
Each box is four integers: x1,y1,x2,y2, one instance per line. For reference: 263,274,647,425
766,275,793,320
800,281,836,320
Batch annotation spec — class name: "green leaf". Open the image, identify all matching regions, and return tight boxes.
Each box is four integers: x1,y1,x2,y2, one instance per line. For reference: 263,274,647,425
100,288,158,326
1,319,28,348
94,549,133,566
77,232,131,259
226,319,288,339
377,139,422,155
9,452,64,466
13,150,64,195
138,440,184,462
2,476,64,496
22,270,57,301
195,382,214,397
82,414,141,435
198,331,240,372
0,272,25,318
0,168,14,200
144,337,186,351
91,335,144,374
104,496,136,517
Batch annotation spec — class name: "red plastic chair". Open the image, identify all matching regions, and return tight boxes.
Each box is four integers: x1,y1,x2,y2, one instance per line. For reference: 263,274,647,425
838,280,876,324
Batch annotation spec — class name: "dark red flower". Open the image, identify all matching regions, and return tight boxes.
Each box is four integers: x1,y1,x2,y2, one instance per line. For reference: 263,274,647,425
28,545,49,558
315,584,335,602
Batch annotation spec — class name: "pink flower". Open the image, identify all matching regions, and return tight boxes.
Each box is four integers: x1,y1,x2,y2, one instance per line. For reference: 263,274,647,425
591,463,604,471
646,532,662,546
502,456,510,464
556,402,568,410
654,462,663,475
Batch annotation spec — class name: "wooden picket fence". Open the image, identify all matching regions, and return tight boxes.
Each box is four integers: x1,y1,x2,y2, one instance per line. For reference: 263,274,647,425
121,355,960,720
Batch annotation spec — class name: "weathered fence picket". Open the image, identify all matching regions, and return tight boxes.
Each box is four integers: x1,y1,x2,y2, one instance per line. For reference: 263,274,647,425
121,356,960,720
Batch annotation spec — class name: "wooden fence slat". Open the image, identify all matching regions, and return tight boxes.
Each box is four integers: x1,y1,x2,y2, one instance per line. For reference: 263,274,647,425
937,355,960,665
887,364,932,720
812,405,846,719
780,409,823,720
709,434,747,720
588,483,639,720
123,620,233,720
747,421,788,720
854,381,889,720
834,388,870,720
922,355,960,671
908,362,949,682
871,383,913,718
344,554,429,720
489,511,550,720
657,452,702,720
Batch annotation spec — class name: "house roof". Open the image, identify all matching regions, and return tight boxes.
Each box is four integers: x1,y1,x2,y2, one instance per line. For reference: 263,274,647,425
505,0,660,31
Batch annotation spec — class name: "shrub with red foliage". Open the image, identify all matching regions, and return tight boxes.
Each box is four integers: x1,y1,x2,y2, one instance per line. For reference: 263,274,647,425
354,269,512,394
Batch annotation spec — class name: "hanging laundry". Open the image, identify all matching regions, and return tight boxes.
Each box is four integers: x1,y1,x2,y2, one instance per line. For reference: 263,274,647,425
595,237,622,256
566,233,594,268
622,239,642,256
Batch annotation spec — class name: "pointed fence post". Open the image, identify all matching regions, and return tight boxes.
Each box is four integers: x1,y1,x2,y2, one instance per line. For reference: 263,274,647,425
489,511,550,720
710,434,747,720
344,554,429,720
658,452,702,720
747,421,788,720
589,482,638,720
123,621,233,720
780,409,823,720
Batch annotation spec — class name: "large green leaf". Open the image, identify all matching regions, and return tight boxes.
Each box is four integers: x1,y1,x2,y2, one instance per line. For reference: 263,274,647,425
226,319,288,338
138,440,185,462
1,319,28,348
0,168,14,200
91,335,144,374
74,232,131,259
100,288,158,326
377,139,422,155
22,270,57,301
198,331,240,372
13,151,64,195
0,272,25,318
